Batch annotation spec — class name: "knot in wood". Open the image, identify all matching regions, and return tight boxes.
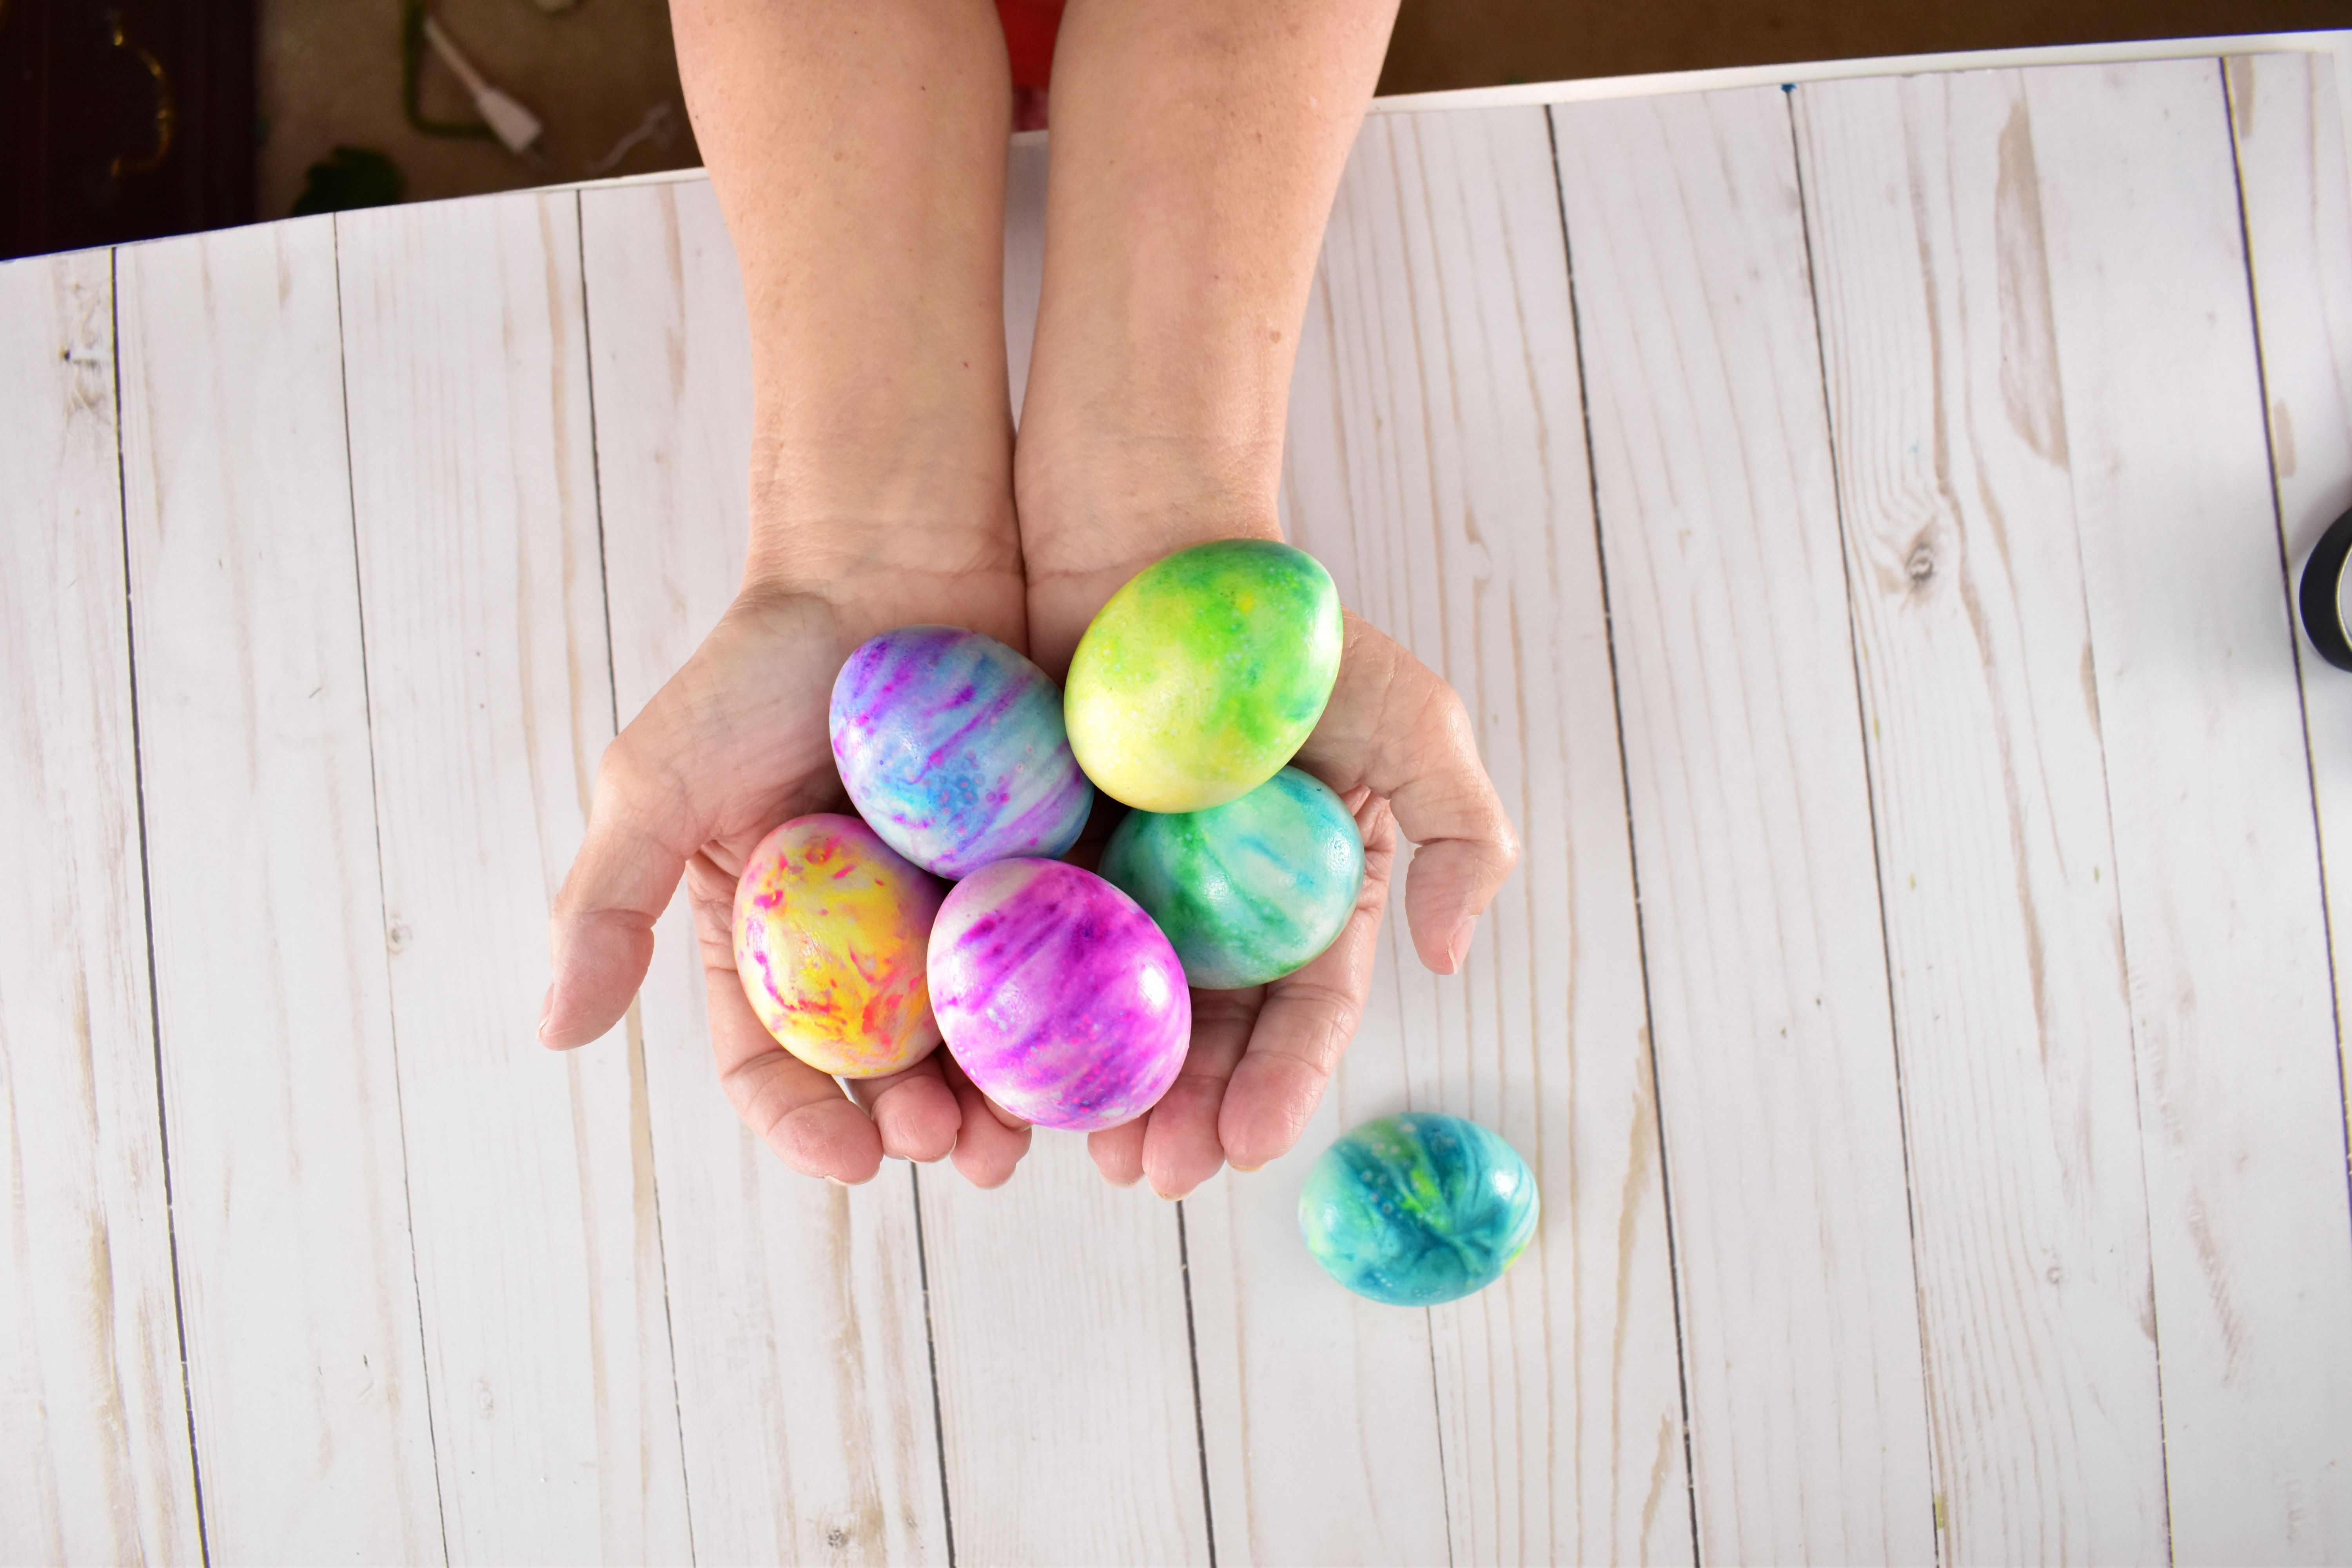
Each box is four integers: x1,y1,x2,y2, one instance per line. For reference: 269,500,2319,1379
386,920,412,954
1906,544,1936,585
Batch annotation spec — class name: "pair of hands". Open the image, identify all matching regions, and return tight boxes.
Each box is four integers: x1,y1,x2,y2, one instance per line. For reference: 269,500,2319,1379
539,477,1517,1196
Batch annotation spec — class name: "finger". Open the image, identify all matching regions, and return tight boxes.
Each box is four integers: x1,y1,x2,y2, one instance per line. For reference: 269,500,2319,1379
1138,988,1262,1198
544,731,701,1049
1087,1116,1149,1188
941,1054,1032,1188
1296,611,1519,975
851,1050,960,1163
689,854,883,1182
1219,795,1397,1172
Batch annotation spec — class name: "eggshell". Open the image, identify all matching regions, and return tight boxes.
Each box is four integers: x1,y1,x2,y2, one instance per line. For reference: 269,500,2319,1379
927,859,1191,1131
732,813,946,1078
1298,1113,1540,1307
831,625,1093,879
1097,766,1364,989
1064,539,1343,813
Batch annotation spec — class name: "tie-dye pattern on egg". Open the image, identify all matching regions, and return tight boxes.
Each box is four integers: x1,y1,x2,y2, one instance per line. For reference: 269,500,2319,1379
732,813,946,1078
1298,1113,1540,1307
927,859,1191,1131
830,626,1093,880
1098,766,1364,990
1064,539,1343,813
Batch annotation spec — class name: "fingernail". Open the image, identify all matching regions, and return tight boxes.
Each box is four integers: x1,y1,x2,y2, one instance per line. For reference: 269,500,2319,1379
1447,918,1476,975
536,984,555,1044
1229,1160,1263,1174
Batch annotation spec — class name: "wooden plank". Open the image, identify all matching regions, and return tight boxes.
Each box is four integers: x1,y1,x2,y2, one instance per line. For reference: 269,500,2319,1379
1551,86,1937,1562
916,1136,1209,1565
2232,51,2352,1172
2026,57,2352,1562
333,191,690,1563
113,221,444,1560
579,175,951,1564
1793,70,2170,1562
0,250,203,1565
1209,104,1694,1565
1005,138,1049,426
1174,113,1451,1568
883,151,1212,1566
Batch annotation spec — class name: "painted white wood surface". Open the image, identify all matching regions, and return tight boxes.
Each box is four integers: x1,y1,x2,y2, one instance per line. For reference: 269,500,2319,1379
912,161,1214,1563
2232,51,2352,1163
579,176,951,1564
917,1135,1209,1567
1794,71,2170,1562
2027,58,2352,1563
1551,85,1938,1564
334,191,693,1564
1256,103,1690,1566
113,220,446,1562
14,49,2352,1564
0,251,201,1567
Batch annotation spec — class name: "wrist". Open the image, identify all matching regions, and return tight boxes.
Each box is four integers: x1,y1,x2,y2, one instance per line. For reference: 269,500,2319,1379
1011,436,1286,674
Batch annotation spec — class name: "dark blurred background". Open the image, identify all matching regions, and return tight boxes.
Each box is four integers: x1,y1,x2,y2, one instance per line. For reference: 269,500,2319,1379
6,0,2349,260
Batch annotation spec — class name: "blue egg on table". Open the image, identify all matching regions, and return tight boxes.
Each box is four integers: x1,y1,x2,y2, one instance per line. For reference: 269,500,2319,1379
830,625,1093,880
1299,1113,1540,1307
1096,766,1364,989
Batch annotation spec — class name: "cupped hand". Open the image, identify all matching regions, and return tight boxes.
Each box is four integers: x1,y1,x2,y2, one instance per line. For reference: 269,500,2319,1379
1032,536,1520,1196
541,567,1035,1189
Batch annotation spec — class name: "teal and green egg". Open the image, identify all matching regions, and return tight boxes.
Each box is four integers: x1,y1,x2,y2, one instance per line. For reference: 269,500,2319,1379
1097,766,1364,990
1298,1113,1539,1306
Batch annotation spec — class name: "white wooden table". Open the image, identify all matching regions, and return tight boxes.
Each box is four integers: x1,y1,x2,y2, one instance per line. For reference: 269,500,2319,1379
9,34,2352,1567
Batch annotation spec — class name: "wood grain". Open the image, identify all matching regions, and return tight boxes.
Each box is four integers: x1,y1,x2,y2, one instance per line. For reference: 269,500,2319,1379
1266,103,1689,1565
334,191,691,1563
1552,85,1938,1563
917,1135,1210,1566
2026,56,2352,1562
579,176,952,1564
1795,69,2170,1562
882,154,1216,1567
114,220,444,1561
2230,50,2352,1190
0,250,203,1566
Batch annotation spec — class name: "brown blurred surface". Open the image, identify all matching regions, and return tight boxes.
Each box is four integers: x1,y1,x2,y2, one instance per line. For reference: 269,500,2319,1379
257,0,696,218
249,0,2351,224
1380,0,2352,94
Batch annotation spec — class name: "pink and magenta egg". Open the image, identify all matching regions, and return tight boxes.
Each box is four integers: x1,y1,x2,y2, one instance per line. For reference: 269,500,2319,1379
927,859,1191,1131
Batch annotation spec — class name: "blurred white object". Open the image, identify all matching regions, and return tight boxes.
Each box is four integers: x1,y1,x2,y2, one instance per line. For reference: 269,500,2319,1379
420,13,545,161
584,103,677,177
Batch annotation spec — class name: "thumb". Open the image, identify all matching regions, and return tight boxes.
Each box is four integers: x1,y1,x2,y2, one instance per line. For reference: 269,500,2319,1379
1296,612,1519,976
543,737,699,1049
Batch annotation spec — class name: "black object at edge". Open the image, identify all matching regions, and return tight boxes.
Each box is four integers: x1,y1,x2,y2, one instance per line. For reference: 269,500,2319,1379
2301,506,2352,672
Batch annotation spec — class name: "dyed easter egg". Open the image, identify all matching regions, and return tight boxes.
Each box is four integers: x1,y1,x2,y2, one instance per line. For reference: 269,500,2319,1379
831,625,1093,879
928,859,1191,1131
732,814,946,1078
1097,767,1364,990
1065,539,1344,813
1299,1114,1540,1307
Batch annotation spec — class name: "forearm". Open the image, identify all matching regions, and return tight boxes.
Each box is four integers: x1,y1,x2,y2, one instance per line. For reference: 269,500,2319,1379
673,0,1020,599
1015,0,1397,656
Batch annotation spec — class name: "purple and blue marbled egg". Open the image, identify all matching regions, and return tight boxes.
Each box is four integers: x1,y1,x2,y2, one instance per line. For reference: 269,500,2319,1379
830,626,1093,879
928,859,1192,1131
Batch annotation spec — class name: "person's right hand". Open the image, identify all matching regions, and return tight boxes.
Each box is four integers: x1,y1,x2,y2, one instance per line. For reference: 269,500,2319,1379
539,553,1038,1190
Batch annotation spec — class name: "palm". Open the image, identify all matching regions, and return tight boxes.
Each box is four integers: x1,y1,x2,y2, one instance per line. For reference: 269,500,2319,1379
1031,575,1508,1197
549,572,1037,1187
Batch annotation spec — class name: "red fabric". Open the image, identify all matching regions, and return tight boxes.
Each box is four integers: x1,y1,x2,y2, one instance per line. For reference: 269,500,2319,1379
995,0,1065,90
